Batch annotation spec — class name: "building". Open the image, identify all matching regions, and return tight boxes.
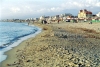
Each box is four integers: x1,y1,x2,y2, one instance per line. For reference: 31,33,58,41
54,15,59,20
78,9,92,19
96,12,100,17
34,18,39,21
40,16,45,20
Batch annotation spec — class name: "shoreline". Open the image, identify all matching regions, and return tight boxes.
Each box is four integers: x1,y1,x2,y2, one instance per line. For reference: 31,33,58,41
0,22,100,67
0,23,42,67
0,36,39,67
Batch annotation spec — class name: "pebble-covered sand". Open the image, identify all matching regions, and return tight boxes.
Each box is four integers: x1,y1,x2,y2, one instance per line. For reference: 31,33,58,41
1,22,100,67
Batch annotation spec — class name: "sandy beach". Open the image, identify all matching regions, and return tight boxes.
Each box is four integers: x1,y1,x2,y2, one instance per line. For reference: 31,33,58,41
0,22,100,67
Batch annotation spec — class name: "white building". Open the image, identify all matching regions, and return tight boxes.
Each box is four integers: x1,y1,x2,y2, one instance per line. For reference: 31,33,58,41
48,17,52,21
96,12,100,17
40,16,45,20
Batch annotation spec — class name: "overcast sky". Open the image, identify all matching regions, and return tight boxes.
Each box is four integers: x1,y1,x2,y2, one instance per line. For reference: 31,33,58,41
0,0,100,19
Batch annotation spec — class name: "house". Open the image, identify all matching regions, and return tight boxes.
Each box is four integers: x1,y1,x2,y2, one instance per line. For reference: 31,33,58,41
96,12,100,17
78,9,92,19
40,16,45,20
34,18,39,21
54,15,59,20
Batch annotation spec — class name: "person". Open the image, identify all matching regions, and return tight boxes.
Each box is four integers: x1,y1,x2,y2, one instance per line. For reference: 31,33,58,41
90,18,96,24
41,20,47,24
89,19,92,24
73,18,77,23
73,19,75,23
41,20,43,24
28,22,30,25
57,20,59,24
84,18,87,22
44,20,47,24
89,21,92,24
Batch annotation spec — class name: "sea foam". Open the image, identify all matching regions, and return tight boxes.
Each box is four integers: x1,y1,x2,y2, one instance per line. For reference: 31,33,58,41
0,22,41,62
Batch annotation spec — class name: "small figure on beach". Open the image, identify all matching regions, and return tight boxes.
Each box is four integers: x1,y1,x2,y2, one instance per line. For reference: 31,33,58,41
41,20,47,24
57,20,59,24
84,18,87,22
89,19,92,24
28,22,30,25
89,21,92,24
73,19,77,23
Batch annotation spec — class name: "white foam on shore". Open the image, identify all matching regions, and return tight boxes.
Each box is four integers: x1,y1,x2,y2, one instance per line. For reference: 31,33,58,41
0,27,42,63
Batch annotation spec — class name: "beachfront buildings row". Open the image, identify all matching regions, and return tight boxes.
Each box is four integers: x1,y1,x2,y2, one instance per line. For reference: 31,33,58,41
1,9,100,22
40,13,73,21
40,9,100,21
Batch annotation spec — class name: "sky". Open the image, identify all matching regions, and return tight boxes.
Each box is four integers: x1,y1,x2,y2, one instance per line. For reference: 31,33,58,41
0,0,100,19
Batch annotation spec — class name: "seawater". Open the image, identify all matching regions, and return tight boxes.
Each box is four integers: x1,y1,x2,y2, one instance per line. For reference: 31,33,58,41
0,22,41,63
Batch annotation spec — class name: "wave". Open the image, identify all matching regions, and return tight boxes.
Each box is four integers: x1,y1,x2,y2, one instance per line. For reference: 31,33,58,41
0,22,42,63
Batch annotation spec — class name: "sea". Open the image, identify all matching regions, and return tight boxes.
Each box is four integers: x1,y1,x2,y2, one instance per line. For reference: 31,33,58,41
0,22,42,63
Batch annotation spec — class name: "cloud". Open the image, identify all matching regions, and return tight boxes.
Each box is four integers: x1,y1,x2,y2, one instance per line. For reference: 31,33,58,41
61,0,100,9
95,2,100,7
11,7,20,13
0,0,100,19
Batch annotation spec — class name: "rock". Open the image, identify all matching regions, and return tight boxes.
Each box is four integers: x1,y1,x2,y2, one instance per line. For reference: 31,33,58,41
72,58,79,64
26,60,31,62
78,63,85,67
6,64,11,66
50,33,54,36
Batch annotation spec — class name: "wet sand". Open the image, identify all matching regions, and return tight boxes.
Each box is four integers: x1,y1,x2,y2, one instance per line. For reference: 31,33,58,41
0,22,100,67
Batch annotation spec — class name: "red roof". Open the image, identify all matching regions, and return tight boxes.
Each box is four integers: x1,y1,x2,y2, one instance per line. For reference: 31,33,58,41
80,9,92,14
86,11,92,14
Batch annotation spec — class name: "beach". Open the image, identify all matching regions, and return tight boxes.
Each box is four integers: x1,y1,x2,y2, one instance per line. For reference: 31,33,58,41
0,22,100,67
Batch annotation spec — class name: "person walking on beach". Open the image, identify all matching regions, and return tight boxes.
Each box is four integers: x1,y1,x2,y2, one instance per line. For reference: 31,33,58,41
57,20,59,24
28,22,30,25
89,21,92,24
89,18,92,24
